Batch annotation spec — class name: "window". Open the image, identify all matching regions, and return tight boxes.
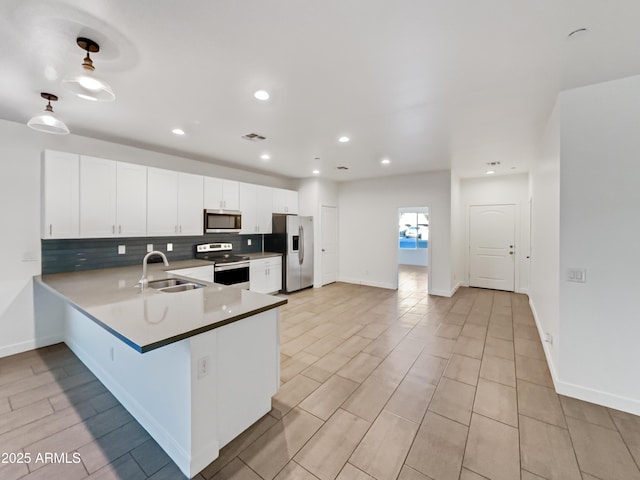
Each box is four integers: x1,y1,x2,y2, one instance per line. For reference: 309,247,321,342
399,212,428,250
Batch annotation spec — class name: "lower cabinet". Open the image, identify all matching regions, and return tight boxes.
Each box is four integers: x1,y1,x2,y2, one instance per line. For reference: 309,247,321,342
250,256,282,294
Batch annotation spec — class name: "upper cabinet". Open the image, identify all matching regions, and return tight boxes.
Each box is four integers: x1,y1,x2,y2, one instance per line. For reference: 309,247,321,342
116,162,148,237
79,156,117,238
272,188,298,214
80,156,148,238
42,150,80,239
239,183,273,235
147,167,203,236
204,177,240,211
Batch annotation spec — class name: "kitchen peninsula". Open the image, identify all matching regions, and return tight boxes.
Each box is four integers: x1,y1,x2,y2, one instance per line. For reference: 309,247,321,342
35,259,286,478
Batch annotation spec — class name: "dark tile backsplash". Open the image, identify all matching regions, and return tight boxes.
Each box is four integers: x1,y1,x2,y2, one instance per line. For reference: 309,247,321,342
42,233,263,274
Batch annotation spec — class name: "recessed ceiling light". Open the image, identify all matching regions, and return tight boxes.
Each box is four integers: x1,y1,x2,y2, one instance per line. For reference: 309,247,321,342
260,154,270,160
172,128,185,135
254,90,270,101
381,158,391,165
312,169,320,175
338,136,350,143
486,170,495,175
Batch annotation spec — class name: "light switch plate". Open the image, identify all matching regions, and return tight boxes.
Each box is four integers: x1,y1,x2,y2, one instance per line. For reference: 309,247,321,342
118,245,126,255
567,268,586,283
147,244,153,253
167,243,173,252
247,239,252,246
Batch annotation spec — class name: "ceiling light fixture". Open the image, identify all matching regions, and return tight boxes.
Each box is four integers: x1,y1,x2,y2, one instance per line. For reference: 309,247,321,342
485,170,495,175
381,159,391,165
63,37,115,102
260,154,271,160
338,136,350,143
254,90,270,101
27,92,70,135
172,128,185,135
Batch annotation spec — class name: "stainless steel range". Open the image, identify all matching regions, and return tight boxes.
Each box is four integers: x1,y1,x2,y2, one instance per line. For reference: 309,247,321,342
195,243,250,289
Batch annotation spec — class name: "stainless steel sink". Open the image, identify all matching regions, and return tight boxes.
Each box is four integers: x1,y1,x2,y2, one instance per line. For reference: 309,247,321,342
148,278,205,292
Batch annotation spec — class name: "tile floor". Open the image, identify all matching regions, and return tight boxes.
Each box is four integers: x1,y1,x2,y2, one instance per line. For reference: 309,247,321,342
2,265,640,479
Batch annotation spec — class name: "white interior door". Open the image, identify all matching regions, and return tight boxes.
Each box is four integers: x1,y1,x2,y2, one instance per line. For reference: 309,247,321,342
469,204,516,291
321,206,338,286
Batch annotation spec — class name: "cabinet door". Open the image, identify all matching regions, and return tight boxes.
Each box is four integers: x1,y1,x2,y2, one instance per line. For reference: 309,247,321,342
222,180,240,210
147,167,178,236
177,172,203,235
239,183,257,234
116,162,147,237
266,257,282,293
42,150,79,239
79,156,117,238
273,188,298,214
256,186,273,234
204,177,223,209
249,259,268,293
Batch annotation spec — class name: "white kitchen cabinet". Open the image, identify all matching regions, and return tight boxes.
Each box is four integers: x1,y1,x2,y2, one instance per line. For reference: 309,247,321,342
178,172,204,235
80,157,147,238
167,265,214,283
41,150,80,239
80,156,117,238
204,177,240,210
272,188,298,214
250,256,282,294
116,162,147,237
147,167,203,236
239,183,273,235
147,167,179,236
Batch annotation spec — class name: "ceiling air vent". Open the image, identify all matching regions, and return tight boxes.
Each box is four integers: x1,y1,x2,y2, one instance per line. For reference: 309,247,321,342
242,133,266,142
486,161,501,166
337,166,349,170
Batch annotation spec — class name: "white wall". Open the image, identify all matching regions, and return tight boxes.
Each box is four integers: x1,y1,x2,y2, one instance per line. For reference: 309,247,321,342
297,178,339,287
557,75,640,413
338,171,453,295
529,104,561,377
459,173,530,293
450,172,464,289
0,118,295,358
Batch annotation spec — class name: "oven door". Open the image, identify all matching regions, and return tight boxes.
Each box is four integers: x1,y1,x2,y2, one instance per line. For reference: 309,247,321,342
214,262,250,289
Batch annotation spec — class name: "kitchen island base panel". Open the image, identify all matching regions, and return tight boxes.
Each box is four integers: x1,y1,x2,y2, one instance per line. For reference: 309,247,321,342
40,287,279,478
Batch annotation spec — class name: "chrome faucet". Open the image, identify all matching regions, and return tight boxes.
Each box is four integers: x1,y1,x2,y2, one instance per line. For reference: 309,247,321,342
138,251,169,288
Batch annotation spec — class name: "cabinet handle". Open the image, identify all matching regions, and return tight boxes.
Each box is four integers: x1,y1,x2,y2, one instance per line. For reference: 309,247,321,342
118,225,122,234
49,224,52,236
112,225,115,234
179,225,182,233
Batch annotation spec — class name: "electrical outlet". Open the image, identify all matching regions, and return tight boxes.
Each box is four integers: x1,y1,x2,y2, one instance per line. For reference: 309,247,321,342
147,244,153,253
247,239,252,246
118,245,126,255
544,333,553,345
197,356,210,379
167,243,173,252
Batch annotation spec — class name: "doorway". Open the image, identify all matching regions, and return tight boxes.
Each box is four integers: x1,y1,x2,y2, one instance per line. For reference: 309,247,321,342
468,204,516,291
397,207,429,293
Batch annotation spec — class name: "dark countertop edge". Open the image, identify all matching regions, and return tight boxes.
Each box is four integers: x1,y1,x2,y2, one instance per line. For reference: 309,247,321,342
34,276,287,354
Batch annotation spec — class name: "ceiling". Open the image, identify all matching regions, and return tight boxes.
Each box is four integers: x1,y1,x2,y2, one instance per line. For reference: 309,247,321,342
2,0,640,182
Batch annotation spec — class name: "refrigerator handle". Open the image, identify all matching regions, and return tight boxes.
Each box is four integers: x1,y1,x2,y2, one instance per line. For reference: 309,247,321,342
299,225,304,264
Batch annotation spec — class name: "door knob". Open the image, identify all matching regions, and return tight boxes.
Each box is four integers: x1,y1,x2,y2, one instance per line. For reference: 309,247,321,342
509,251,514,255
322,249,326,252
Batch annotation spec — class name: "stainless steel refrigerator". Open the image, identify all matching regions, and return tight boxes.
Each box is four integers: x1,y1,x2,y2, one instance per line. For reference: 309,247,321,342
265,215,314,293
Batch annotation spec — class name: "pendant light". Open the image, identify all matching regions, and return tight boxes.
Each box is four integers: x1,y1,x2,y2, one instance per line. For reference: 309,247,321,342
62,37,115,102
27,93,70,135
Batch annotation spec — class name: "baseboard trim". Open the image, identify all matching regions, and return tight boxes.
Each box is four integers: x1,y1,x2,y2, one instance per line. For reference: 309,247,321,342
0,334,65,359
529,297,640,415
338,277,396,290
430,282,462,298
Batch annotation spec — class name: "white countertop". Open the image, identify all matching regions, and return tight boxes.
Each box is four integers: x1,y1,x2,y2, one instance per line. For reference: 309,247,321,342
37,259,287,353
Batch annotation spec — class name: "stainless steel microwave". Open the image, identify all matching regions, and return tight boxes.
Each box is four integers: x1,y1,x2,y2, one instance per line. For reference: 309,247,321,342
204,209,242,233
